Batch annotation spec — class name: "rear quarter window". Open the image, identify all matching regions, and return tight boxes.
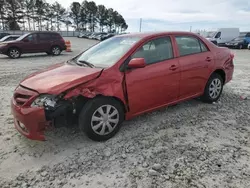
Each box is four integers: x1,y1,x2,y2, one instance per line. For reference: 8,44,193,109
51,33,62,40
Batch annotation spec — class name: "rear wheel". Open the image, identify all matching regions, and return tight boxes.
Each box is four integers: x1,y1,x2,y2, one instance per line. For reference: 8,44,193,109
51,46,61,56
239,44,243,49
79,97,124,141
201,73,223,103
8,48,21,59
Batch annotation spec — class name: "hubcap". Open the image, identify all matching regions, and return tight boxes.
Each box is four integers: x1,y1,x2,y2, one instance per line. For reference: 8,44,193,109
10,49,19,58
91,105,119,136
209,78,222,99
52,47,60,55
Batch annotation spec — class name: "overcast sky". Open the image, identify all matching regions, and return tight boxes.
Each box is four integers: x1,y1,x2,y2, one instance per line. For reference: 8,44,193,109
54,0,250,32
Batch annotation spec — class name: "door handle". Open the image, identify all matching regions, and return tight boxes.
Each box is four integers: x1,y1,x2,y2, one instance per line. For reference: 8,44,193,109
169,65,177,71
206,57,212,62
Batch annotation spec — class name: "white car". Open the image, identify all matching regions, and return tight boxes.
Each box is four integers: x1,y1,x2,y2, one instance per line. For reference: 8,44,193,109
0,35,20,42
248,43,250,50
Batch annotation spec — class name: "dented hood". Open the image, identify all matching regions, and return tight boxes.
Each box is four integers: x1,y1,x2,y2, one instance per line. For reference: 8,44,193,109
20,63,102,94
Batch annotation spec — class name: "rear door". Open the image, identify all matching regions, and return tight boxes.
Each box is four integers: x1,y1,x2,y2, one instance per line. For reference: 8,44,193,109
174,35,214,99
125,36,180,115
37,33,51,52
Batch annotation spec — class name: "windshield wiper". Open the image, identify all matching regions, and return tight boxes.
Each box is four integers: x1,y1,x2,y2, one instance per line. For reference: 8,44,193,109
77,60,95,68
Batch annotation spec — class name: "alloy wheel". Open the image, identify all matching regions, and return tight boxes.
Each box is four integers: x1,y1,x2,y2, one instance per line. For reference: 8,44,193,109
10,49,20,58
209,78,222,99
91,105,119,136
52,47,61,55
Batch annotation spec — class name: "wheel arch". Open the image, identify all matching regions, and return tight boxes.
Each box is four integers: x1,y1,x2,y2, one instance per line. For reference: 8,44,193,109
94,94,127,113
8,46,22,53
211,69,226,84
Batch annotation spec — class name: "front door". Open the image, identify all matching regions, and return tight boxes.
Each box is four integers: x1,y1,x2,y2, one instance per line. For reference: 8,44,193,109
125,36,180,115
174,35,213,99
22,34,39,53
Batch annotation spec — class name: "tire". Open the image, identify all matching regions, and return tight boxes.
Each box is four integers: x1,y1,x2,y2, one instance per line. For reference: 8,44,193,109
239,44,243,49
79,97,124,141
201,73,223,103
51,46,61,56
8,48,21,59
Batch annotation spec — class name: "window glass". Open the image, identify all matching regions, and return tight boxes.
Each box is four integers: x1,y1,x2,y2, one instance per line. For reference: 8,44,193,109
6,37,14,41
39,33,51,41
215,32,221,38
132,37,173,65
26,34,37,42
51,33,61,39
200,41,208,52
175,36,202,56
246,33,250,37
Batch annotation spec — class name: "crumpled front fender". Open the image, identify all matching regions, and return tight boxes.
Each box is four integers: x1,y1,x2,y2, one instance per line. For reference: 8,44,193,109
63,69,127,107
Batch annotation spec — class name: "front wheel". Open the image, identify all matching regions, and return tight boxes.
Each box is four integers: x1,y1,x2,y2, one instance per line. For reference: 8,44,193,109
8,48,21,59
201,73,223,103
79,97,124,141
51,46,61,56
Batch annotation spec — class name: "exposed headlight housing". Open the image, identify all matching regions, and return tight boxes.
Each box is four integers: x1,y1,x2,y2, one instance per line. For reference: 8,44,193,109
31,94,57,107
234,43,238,45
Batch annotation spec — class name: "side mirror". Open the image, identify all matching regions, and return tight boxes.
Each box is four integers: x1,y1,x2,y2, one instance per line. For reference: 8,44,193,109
23,39,29,42
127,58,146,69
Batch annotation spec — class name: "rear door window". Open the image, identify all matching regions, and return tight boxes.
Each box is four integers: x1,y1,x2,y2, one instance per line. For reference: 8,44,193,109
175,36,208,56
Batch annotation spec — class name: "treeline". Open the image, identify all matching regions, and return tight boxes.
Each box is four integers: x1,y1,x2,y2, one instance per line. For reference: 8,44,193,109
0,0,128,33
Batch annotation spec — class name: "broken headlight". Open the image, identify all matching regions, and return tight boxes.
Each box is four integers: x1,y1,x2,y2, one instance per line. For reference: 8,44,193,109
31,94,57,107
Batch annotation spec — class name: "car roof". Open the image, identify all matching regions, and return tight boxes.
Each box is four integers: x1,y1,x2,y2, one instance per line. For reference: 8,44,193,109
29,31,60,35
118,31,199,39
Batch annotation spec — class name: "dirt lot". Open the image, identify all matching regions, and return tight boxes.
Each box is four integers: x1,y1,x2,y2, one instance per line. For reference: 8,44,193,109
0,37,250,188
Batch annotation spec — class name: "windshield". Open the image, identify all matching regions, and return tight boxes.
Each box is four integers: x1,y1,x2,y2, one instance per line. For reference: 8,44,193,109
16,33,30,41
76,36,142,67
232,36,244,41
206,31,217,38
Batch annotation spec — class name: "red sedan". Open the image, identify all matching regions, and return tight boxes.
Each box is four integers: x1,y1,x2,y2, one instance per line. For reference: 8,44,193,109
11,32,234,141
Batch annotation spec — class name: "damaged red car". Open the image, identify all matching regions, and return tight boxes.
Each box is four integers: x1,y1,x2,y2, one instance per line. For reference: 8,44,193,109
11,32,234,141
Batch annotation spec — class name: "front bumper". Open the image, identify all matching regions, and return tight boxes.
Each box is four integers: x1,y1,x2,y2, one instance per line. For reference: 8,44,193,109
11,98,48,141
0,46,8,54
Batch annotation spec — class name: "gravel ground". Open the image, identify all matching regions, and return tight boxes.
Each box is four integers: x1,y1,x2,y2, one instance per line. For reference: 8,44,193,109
0,37,250,188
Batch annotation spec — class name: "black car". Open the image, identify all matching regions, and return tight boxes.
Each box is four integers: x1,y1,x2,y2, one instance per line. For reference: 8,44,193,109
98,33,115,41
225,36,248,49
0,33,10,39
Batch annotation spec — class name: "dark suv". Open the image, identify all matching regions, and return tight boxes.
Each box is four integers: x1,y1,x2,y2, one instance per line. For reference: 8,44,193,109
0,32,66,58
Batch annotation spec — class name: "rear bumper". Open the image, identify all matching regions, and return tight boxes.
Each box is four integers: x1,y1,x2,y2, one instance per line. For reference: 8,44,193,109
225,62,234,84
11,98,48,141
62,45,67,50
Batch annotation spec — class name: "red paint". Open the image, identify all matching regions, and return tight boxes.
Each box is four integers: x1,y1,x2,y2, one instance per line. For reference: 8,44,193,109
11,31,234,140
